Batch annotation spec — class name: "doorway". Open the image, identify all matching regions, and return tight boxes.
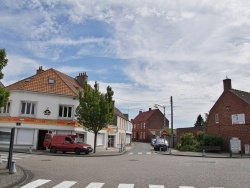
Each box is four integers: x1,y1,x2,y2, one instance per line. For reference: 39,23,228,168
37,130,48,150
108,135,115,148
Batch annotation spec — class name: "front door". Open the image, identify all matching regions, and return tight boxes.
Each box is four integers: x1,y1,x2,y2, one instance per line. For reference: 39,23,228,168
37,130,48,150
108,135,115,148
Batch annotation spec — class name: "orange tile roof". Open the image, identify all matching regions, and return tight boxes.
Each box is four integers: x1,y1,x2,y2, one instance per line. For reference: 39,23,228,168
5,68,83,97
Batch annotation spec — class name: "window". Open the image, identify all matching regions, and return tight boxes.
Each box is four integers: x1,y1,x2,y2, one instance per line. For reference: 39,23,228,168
1,102,10,114
21,102,35,115
59,105,73,118
0,130,11,142
215,113,219,123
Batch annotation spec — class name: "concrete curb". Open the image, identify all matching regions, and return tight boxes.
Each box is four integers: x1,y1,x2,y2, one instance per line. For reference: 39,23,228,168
157,150,250,159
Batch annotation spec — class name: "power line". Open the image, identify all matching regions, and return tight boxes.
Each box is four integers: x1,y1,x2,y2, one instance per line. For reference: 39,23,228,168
113,97,170,103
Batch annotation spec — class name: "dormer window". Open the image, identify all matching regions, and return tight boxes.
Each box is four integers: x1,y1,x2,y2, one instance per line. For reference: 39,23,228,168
48,78,55,84
25,78,31,82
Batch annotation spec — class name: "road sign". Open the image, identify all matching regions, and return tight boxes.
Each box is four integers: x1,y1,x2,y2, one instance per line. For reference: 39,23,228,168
162,130,167,136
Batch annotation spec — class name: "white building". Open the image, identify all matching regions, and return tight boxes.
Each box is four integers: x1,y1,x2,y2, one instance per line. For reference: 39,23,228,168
0,66,110,151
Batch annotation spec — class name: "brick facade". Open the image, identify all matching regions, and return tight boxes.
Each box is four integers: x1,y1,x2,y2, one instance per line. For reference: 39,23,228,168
176,78,250,152
132,108,169,142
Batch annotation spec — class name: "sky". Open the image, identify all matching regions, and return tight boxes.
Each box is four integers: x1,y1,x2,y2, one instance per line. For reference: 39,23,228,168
1,0,250,129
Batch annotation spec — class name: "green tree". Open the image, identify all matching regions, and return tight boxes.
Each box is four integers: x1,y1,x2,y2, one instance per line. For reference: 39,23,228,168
75,81,114,153
0,49,10,110
194,114,204,127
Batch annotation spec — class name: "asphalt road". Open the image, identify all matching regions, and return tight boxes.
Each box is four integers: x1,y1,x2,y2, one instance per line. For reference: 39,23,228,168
15,142,250,188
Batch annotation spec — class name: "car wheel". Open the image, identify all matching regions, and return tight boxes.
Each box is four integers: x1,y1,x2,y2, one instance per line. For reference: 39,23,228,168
85,151,89,155
50,147,57,153
75,148,81,155
62,151,66,154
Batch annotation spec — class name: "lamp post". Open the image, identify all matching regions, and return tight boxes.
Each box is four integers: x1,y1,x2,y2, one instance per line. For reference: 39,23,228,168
154,104,166,151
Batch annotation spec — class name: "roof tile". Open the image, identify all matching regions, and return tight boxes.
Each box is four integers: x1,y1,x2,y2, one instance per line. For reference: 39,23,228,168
5,68,83,96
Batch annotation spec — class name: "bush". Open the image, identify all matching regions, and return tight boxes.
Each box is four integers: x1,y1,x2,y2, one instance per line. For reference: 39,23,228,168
177,133,199,151
203,134,223,147
176,132,223,152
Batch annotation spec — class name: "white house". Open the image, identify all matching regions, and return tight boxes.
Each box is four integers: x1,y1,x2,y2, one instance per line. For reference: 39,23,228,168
0,66,110,151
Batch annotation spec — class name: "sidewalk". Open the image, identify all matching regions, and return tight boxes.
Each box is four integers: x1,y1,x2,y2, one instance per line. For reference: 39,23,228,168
1,145,250,188
159,148,250,158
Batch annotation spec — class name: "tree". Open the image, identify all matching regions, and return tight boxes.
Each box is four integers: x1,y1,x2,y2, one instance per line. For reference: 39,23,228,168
0,49,10,110
202,112,209,127
194,114,204,127
75,81,114,153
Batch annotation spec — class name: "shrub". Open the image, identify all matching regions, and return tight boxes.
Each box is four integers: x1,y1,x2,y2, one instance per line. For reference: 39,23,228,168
203,134,223,147
176,132,223,152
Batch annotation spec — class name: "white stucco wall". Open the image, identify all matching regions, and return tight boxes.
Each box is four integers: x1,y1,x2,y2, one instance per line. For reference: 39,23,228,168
0,90,99,149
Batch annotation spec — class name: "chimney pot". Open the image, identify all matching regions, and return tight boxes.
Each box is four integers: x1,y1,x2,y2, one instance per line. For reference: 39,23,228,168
36,66,44,74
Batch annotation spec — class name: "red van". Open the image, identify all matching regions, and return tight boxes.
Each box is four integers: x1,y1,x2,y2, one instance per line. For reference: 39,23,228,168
43,133,93,155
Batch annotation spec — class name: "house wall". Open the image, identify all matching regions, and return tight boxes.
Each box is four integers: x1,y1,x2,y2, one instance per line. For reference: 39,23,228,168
206,124,250,151
207,91,250,126
8,91,79,120
0,90,96,149
117,116,126,146
132,109,169,142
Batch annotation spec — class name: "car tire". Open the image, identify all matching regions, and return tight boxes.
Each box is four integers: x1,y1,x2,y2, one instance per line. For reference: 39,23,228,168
62,151,66,154
50,147,57,153
75,148,81,155
85,151,89,155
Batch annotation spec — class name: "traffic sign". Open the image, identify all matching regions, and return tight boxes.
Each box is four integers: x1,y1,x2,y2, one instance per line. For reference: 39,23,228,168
162,130,167,136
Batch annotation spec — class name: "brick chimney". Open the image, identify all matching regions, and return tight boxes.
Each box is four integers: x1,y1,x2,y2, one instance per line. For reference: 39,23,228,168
223,78,232,92
76,72,88,88
36,66,44,74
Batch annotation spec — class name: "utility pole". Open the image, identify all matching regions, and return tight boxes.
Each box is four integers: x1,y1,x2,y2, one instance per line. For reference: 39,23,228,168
170,96,173,148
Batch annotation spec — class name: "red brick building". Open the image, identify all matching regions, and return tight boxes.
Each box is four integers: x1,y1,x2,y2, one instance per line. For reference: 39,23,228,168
132,108,169,142
176,78,250,152
206,78,250,151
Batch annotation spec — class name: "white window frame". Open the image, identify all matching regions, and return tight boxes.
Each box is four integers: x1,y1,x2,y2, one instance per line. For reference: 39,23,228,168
215,113,219,124
0,101,11,115
20,101,36,116
59,105,73,119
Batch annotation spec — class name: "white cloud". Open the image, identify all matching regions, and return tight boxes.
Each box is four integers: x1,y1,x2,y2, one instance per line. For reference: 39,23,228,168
1,0,250,127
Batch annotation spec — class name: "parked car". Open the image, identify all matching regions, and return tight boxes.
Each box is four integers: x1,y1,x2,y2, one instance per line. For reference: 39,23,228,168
151,138,156,146
43,133,93,155
154,138,169,151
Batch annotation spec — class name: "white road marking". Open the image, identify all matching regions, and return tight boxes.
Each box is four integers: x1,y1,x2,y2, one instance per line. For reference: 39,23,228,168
128,152,133,155
118,184,134,188
85,182,105,188
179,187,195,188
53,181,77,188
146,152,152,154
138,152,142,154
149,185,165,188
20,179,51,188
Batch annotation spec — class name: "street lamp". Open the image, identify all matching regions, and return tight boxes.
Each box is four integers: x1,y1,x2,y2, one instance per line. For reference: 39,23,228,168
154,104,167,151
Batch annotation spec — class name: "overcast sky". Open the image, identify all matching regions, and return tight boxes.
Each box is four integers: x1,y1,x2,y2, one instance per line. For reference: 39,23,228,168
1,1,250,129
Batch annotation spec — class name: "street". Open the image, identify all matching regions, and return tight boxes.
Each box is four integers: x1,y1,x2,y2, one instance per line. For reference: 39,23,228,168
13,142,250,188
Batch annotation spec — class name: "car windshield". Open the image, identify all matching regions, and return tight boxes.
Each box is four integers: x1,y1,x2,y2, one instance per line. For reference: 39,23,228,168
156,139,165,144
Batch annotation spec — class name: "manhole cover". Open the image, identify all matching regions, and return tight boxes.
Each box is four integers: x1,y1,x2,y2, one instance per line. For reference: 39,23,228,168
128,159,138,162
41,159,52,161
